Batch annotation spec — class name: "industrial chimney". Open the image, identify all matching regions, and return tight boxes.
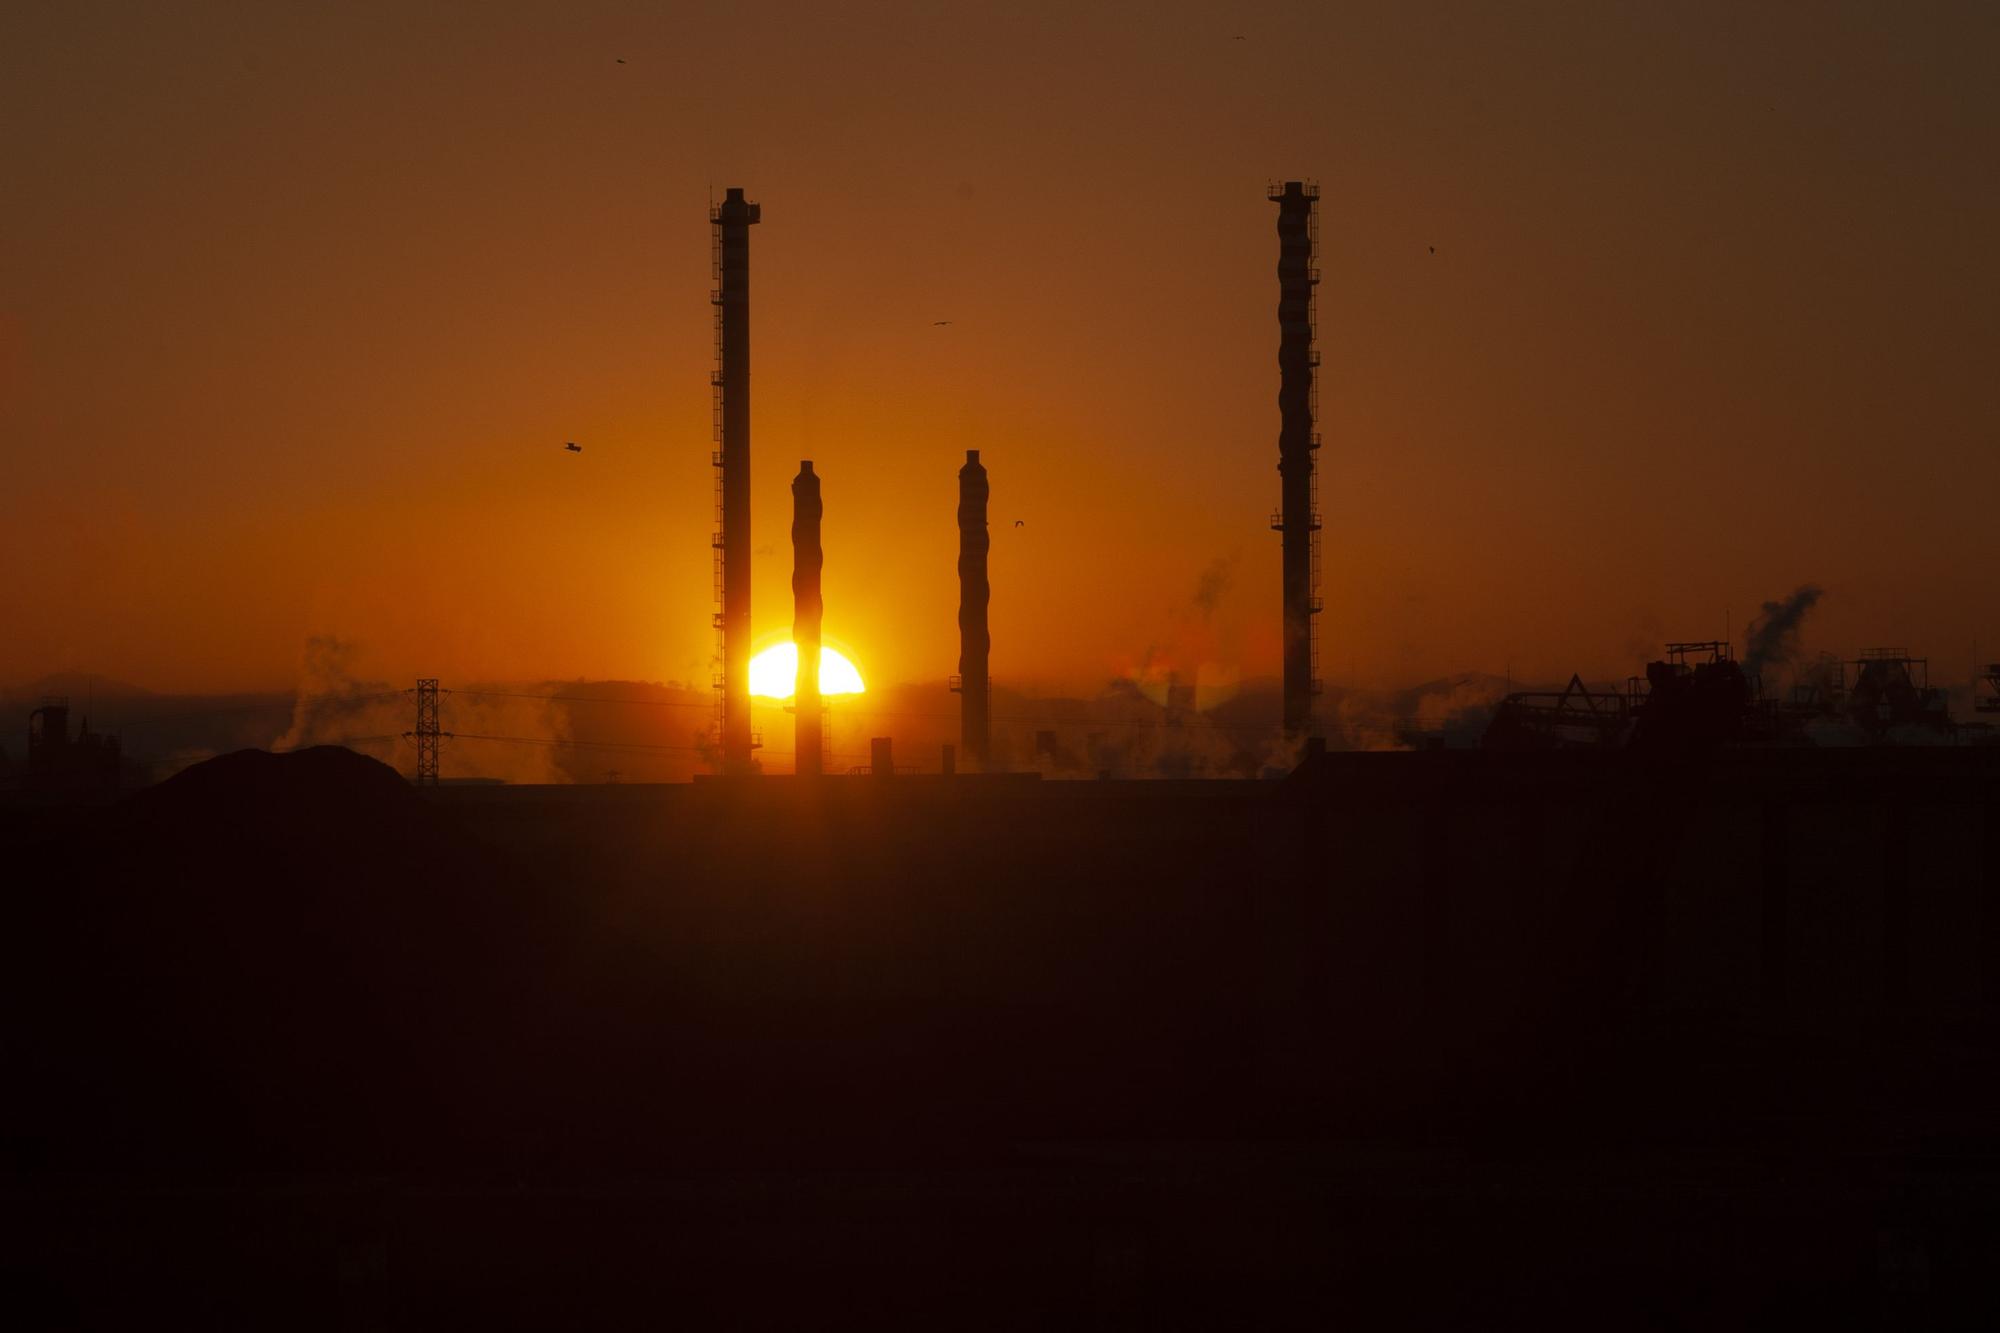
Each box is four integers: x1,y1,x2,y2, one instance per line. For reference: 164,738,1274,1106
956,449,991,767
1270,181,1321,739
712,187,760,774
792,460,823,777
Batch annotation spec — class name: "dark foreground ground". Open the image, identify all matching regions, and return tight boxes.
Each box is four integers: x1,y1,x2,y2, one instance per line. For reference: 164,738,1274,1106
7,747,2000,1328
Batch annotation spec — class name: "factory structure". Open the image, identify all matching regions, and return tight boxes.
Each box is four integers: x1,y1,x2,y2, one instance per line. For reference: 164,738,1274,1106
711,188,761,775
700,182,1327,777
1270,182,1323,740
1482,642,1996,751
15,180,1993,788
22,698,121,796
709,187,1005,776
790,460,824,777
953,449,991,768
687,180,2000,776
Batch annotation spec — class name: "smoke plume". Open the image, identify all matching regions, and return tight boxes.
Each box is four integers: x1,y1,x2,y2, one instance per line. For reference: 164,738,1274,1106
272,635,572,783
1331,673,1512,751
1742,584,1824,690
1192,555,1236,619
274,636,393,754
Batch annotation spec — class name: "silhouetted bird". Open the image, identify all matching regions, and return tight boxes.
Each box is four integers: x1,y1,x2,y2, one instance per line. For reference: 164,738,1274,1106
1428,246,1436,254
1014,520,1024,528
564,442,582,453
616,58,626,64
933,320,953,326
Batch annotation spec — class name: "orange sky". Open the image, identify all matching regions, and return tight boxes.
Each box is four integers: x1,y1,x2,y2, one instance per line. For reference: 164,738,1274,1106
3,1,1996,699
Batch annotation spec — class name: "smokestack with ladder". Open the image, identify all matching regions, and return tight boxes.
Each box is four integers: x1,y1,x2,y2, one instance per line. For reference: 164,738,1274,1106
956,450,991,767
1271,181,1322,738
712,187,760,773
792,460,823,776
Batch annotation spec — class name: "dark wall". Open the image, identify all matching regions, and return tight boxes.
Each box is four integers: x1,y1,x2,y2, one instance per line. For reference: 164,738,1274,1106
10,750,2000,1176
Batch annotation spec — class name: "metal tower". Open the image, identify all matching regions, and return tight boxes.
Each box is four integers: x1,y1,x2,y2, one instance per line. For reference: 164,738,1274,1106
711,187,761,774
1270,180,1322,738
406,679,446,786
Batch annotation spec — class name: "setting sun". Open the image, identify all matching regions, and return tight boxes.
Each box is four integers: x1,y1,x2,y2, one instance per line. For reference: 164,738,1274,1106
747,643,866,699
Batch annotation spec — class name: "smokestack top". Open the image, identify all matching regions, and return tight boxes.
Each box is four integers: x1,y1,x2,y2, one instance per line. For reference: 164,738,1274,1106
799,459,814,474
966,449,979,462
716,187,761,225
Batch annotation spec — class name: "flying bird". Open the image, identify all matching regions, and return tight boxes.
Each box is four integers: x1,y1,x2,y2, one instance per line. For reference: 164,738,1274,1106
1014,520,1024,528
932,320,953,326
1428,246,1436,255
564,442,582,453
616,58,626,64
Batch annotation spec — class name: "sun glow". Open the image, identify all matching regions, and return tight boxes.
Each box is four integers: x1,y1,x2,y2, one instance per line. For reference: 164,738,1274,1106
748,643,866,699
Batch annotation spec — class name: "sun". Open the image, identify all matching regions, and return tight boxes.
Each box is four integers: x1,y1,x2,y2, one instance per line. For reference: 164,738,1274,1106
748,643,866,699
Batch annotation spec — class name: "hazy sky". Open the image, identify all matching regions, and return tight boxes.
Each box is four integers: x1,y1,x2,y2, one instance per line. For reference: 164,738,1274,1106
4,1,1995,697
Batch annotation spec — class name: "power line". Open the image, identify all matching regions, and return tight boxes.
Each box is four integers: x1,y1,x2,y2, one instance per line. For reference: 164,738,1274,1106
449,688,1277,736
78,683,1278,738
454,732,712,755
101,684,1277,737
453,733,872,762
104,687,1280,769
272,733,403,752
448,688,714,711
785,704,1280,735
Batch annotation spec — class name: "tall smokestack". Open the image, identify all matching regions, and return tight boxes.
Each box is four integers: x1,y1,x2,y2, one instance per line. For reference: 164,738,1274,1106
792,460,823,777
957,449,991,767
1270,180,1321,739
712,187,761,774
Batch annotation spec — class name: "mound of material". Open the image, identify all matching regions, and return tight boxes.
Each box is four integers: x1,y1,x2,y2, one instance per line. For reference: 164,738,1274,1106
123,745,418,833
10,746,539,1173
